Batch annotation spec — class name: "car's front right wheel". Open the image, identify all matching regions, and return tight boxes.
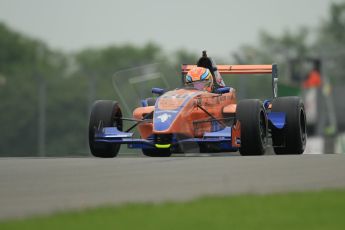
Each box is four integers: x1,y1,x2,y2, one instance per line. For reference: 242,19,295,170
89,100,122,158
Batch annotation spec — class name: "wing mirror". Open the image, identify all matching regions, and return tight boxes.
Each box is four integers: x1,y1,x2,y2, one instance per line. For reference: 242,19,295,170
215,87,231,94
152,87,165,95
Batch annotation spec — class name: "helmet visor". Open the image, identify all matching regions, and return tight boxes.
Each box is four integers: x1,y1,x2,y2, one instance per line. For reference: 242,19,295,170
191,79,211,91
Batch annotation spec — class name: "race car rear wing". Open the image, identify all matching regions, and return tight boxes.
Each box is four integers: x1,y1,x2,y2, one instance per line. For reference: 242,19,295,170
181,64,278,98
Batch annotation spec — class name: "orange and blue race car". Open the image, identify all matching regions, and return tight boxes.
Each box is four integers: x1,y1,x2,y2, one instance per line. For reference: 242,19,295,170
89,51,307,157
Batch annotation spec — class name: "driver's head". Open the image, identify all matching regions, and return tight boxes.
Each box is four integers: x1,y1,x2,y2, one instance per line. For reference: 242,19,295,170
185,67,213,92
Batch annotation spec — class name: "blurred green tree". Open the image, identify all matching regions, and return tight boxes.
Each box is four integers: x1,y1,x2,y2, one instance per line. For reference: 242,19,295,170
0,23,67,156
315,1,345,84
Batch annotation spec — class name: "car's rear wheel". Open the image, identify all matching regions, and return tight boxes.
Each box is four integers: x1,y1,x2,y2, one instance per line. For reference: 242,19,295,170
142,148,171,157
146,98,156,106
271,97,306,155
237,99,267,156
89,100,122,158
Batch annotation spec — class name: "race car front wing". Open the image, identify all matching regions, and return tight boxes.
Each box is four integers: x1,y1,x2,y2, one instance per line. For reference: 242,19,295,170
93,111,286,151
94,126,240,152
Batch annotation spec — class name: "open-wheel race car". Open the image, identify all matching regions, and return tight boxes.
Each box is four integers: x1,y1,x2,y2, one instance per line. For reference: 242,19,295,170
89,51,307,157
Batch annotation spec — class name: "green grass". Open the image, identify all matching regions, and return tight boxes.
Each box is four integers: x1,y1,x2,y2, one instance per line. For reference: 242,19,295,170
1,190,345,230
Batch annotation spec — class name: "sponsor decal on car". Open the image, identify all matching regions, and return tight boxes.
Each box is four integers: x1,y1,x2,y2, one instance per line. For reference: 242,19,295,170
157,113,171,123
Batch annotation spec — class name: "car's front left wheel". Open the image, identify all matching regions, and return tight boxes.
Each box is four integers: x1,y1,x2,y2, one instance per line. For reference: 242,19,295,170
237,99,267,156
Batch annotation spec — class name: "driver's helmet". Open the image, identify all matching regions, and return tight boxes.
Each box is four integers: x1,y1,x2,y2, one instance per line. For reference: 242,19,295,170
185,67,213,92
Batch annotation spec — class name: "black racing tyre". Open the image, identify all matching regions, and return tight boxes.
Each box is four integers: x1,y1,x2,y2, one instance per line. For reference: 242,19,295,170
89,100,123,158
146,98,156,106
142,148,171,157
237,99,267,156
271,97,307,155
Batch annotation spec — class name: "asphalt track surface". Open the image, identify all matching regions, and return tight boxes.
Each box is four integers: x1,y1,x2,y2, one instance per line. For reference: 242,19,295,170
1,154,345,220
